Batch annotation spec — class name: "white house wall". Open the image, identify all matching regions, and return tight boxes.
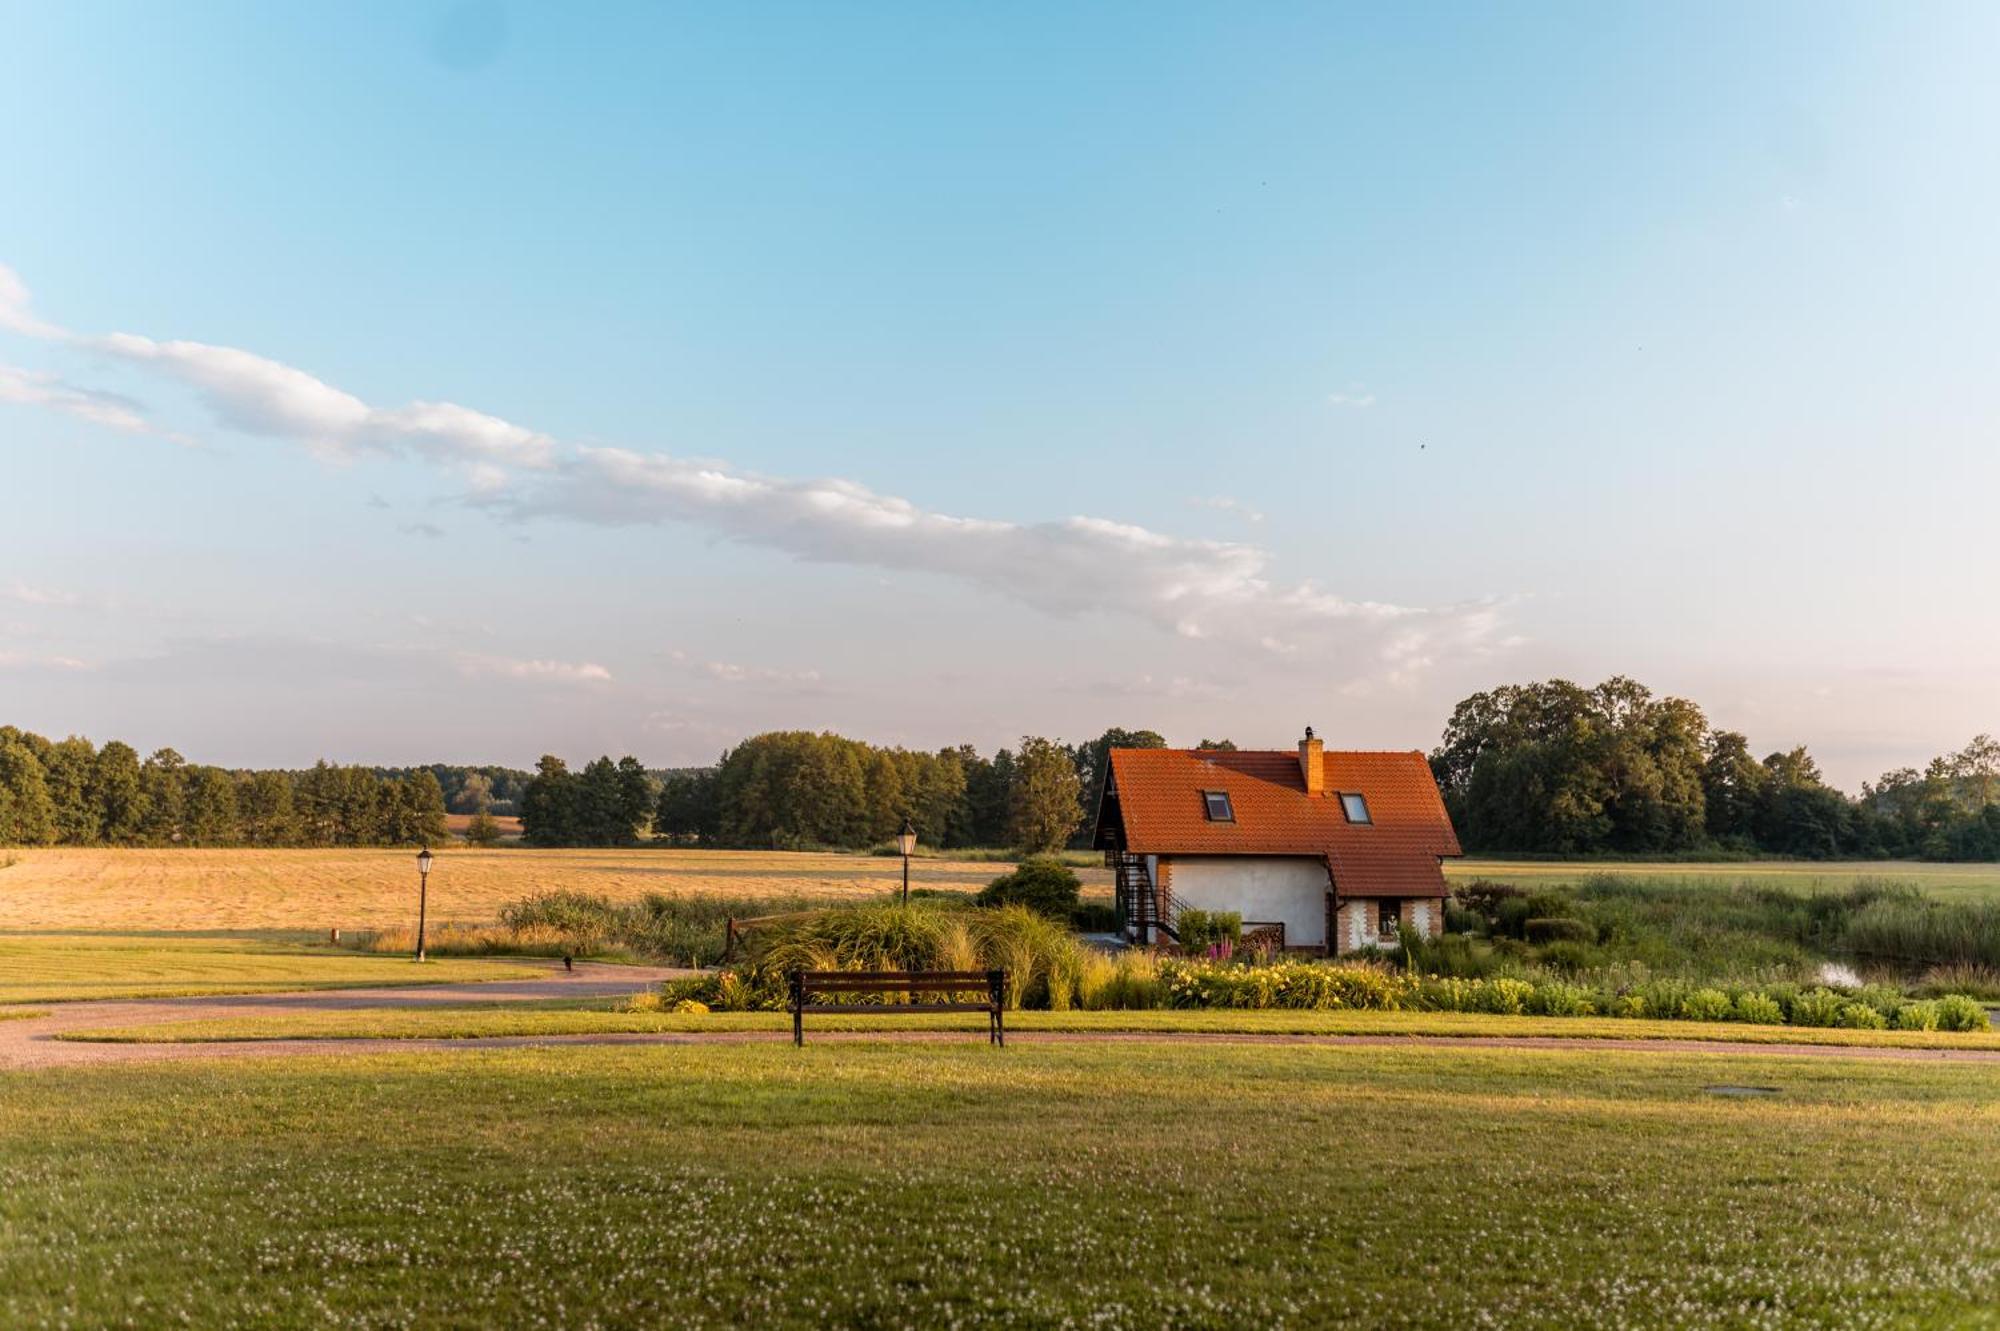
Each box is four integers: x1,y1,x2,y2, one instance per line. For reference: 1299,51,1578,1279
1166,856,1328,949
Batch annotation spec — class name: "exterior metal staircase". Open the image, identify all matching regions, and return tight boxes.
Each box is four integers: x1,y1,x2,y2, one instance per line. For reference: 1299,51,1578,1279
1109,851,1177,945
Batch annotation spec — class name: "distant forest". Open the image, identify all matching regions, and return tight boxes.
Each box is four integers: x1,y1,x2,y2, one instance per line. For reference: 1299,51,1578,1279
5,676,1999,858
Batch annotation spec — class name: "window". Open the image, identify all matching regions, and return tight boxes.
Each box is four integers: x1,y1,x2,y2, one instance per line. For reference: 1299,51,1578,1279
1377,901,1400,937
1201,790,1234,822
1340,792,1371,824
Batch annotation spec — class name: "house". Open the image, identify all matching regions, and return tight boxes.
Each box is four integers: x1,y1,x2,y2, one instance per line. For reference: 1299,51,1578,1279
1090,729,1463,954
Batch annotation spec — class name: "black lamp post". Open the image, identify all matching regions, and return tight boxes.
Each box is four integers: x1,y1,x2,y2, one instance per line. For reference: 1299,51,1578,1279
414,846,434,962
897,818,917,907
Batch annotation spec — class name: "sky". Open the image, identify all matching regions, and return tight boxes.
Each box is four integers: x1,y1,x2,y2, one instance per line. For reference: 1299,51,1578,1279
2,1,1997,789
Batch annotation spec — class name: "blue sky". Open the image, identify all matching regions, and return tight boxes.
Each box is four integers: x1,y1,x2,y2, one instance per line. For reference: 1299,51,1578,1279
2,1,1996,787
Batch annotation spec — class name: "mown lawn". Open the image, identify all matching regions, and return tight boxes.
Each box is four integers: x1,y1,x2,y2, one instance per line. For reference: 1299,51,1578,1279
0,933,542,1003
63,1002,2000,1050
1,1042,1996,1329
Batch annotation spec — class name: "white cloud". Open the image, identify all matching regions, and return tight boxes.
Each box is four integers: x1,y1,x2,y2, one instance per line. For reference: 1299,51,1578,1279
0,264,550,471
92,333,553,469
0,363,181,441
1190,495,1266,525
505,447,1498,665
0,266,63,339
1327,388,1376,408
3,581,81,607
458,654,613,684
2,261,1508,681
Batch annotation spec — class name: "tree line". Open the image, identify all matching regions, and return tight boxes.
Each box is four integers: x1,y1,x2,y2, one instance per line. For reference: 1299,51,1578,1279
0,726,448,847
1430,676,2000,860
17,680,2000,860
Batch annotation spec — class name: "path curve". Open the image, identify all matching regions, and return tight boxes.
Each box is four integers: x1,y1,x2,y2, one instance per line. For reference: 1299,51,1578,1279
0,960,684,1069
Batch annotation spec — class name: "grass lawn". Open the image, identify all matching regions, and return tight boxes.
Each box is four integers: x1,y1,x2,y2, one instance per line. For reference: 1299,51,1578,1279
0,933,544,1003
0,846,1089,931
62,1002,2000,1049
1452,857,2000,902
2,1041,1996,1328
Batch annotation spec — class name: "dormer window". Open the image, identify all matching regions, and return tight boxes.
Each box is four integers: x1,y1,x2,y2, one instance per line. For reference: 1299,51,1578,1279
1202,790,1234,822
1340,792,1371,824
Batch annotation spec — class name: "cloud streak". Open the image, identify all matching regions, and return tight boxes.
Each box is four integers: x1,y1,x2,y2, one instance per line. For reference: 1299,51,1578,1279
503,447,1499,663
458,654,613,685
2,263,1507,674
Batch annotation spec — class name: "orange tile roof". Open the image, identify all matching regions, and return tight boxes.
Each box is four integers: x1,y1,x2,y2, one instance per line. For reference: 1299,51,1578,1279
1098,748,1463,899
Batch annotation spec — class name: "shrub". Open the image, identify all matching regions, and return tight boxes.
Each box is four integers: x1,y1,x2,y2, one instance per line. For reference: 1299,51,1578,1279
1524,917,1594,945
976,857,1082,917
1934,995,1991,1032
1605,993,1649,1019
1534,940,1600,974
1837,1002,1888,1030
1478,978,1534,1016
1893,1000,1940,1032
1731,992,1784,1026
1177,908,1242,955
464,812,505,845
1787,988,1847,1028
672,998,710,1014
1680,988,1732,1022
1528,981,1592,1017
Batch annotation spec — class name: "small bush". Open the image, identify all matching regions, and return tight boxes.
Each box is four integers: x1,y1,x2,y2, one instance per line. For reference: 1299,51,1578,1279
1176,908,1242,955
1528,981,1592,1017
1934,995,1991,1032
1681,988,1732,1022
1732,992,1783,1026
1893,1000,1940,1032
1788,988,1847,1028
976,857,1082,917
1524,917,1594,945
1837,1002,1888,1030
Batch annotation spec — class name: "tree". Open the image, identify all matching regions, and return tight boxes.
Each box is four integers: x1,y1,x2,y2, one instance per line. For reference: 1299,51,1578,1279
1702,731,1766,845
236,770,297,845
140,748,189,844
453,771,495,815
1195,738,1238,752
90,741,147,843
654,769,719,843
42,736,98,843
0,737,57,845
464,811,504,845
520,755,579,846
1009,736,1082,854
182,766,240,844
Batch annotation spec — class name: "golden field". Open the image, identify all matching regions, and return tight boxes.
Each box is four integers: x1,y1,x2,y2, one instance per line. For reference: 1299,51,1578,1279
0,847,1103,932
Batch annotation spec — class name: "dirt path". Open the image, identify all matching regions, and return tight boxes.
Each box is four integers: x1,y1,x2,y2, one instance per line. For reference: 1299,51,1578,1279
5,969,2000,1068
0,960,685,1069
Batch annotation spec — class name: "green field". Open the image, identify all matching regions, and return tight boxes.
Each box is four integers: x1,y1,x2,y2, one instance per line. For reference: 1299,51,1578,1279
0,933,543,1004
2,1041,1996,1329
1453,858,2000,901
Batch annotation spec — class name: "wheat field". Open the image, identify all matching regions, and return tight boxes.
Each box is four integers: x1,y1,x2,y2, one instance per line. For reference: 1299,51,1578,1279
0,847,1101,933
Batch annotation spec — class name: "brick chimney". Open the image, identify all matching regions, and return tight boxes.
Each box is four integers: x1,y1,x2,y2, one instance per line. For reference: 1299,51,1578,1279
1298,726,1325,795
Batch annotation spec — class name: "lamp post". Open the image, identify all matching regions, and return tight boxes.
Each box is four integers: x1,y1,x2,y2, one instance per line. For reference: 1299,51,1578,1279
414,846,434,962
897,818,918,907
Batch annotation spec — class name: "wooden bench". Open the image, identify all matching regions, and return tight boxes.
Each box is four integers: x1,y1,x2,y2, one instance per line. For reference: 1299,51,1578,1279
788,969,1007,1047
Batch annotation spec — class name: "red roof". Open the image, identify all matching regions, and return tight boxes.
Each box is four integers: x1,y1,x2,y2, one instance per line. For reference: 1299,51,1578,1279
1097,747,1463,899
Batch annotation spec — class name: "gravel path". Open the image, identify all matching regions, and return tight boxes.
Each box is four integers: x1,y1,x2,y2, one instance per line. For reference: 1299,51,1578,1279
4,967,2000,1068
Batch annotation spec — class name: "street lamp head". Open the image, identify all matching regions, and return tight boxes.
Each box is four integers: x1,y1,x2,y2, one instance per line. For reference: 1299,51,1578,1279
897,818,917,858
416,846,434,875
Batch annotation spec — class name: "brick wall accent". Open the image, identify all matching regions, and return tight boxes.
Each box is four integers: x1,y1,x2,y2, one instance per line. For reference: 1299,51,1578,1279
1400,897,1444,940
